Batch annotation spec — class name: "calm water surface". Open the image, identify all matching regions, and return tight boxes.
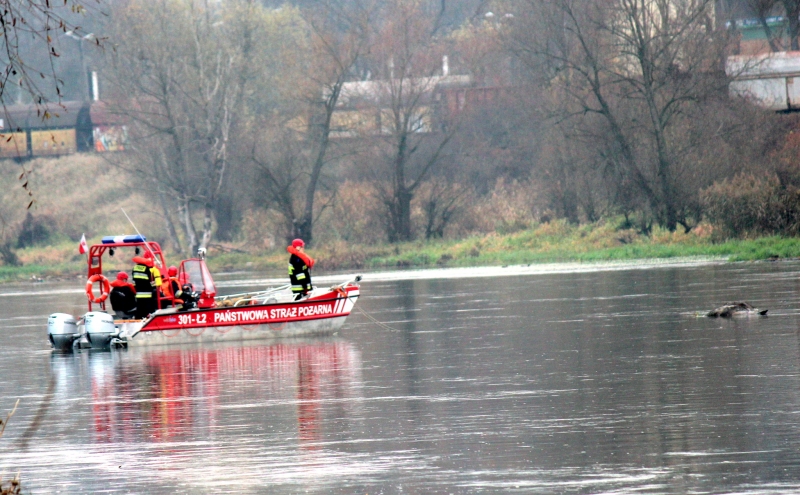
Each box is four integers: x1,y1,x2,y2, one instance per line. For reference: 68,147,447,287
3,262,800,493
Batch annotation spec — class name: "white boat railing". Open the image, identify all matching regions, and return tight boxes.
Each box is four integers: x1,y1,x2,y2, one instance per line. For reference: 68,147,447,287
215,284,291,307
215,275,362,307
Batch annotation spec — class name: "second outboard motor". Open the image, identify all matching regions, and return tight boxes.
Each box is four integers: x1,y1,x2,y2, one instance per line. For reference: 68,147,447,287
85,312,117,349
48,313,79,351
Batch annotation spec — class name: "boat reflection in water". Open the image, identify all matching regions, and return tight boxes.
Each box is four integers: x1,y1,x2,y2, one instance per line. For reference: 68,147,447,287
51,339,363,448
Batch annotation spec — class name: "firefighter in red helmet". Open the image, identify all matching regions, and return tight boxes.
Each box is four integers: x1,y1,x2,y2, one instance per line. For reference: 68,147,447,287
109,271,136,319
287,238,315,300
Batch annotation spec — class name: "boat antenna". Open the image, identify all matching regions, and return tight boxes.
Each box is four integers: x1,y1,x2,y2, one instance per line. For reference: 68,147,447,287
121,208,162,267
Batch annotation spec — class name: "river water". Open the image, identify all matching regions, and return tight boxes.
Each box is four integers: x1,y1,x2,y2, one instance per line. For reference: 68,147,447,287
3,260,800,494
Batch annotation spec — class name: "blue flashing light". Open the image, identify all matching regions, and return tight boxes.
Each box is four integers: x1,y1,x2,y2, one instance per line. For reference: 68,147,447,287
101,235,146,244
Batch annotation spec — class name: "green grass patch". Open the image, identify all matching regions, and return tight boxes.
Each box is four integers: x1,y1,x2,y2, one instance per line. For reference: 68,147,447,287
7,222,800,282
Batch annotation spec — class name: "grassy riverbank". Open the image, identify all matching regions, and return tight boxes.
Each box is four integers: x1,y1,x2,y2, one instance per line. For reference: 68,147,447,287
7,220,800,283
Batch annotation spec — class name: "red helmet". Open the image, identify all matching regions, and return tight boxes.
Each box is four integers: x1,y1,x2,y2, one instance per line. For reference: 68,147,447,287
143,251,153,259
292,238,305,248
116,272,128,280
168,266,178,277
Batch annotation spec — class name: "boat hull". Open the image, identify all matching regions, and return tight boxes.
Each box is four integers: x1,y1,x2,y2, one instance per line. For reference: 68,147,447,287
120,314,350,346
117,287,359,348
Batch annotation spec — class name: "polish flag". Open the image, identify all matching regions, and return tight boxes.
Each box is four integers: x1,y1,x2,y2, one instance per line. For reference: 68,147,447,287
78,234,87,255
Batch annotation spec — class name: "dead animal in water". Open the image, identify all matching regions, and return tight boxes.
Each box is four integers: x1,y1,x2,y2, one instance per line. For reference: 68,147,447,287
706,302,768,318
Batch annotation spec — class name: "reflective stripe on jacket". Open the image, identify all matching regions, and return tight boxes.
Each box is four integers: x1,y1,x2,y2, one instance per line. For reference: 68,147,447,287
132,263,155,299
288,254,312,293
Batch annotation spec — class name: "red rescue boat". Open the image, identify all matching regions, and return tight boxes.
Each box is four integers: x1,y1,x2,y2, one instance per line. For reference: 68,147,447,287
47,235,361,350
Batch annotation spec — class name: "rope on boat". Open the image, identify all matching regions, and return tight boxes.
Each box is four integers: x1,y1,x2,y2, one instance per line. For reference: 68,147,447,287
355,305,403,332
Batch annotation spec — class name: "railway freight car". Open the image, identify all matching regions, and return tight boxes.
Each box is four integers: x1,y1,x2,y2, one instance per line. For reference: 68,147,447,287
0,100,126,159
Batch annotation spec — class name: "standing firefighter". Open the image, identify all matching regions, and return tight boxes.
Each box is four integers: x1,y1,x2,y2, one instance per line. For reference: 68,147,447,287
287,238,315,300
132,251,161,318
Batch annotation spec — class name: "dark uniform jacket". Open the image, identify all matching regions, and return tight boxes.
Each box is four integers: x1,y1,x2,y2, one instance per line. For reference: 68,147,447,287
109,281,136,313
132,261,156,299
289,254,312,295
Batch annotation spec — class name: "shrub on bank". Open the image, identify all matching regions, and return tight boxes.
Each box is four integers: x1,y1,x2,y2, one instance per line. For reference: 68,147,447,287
253,178,547,248
701,173,800,238
2,152,800,278
314,181,386,246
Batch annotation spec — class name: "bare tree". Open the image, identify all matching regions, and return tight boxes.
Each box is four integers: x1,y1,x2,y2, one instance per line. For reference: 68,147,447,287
507,0,731,231
363,0,460,242
248,0,375,246
747,0,783,52
105,0,279,255
0,0,104,209
731,0,800,53
250,124,308,241
0,0,102,107
777,0,800,50
291,0,375,246
417,177,467,239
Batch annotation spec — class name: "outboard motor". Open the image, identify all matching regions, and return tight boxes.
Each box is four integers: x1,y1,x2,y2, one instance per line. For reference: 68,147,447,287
48,313,79,351
84,312,118,349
